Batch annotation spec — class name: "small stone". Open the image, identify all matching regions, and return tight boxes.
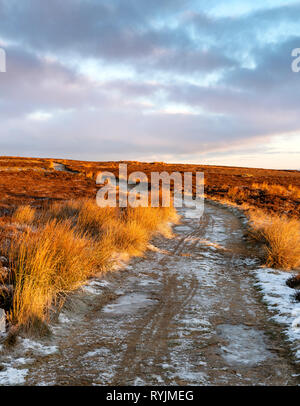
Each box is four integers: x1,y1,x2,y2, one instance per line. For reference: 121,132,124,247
0,256,8,266
286,275,300,289
0,267,10,283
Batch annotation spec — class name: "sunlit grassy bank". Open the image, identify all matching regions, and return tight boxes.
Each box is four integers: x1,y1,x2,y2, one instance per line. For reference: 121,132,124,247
4,199,179,332
249,210,300,271
206,195,300,271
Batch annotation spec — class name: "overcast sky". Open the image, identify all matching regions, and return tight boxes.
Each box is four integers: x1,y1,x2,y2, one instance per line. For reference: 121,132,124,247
0,0,300,169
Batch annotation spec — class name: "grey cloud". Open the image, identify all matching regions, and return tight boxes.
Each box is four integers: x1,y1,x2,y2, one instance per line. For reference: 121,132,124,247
0,1,299,165
190,3,300,46
0,46,119,118
0,0,235,75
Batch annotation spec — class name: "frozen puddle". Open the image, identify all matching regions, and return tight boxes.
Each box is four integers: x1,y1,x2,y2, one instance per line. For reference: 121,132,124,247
255,268,300,361
103,293,156,315
217,324,272,367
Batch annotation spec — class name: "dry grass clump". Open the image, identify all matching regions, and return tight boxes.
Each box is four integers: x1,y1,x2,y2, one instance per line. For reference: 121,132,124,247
206,194,299,271
124,207,161,230
227,186,250,201
4,198,178,331
77,200,118,235
123,206,180,238
7,220,104,329
106,219,149,255
288,184,300,199
249,210,300,270
12,205,36,225
252,182,300,199
39,200,82,223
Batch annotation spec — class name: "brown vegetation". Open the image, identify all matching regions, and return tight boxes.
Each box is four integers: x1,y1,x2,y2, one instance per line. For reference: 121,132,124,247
1,156,299,216
1,196,178,331
249,210,300,270
0,156,299,333
12,205,36,225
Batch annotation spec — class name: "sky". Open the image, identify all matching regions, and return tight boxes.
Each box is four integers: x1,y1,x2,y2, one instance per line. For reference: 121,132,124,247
0,0,300,169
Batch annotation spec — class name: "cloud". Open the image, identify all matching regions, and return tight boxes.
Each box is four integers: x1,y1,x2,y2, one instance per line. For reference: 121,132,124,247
0,0,235,75
0,0,299,167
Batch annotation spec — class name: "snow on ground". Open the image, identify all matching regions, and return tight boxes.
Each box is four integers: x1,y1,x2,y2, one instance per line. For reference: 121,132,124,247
21,338,58,356
0,367,28,385
82,278,112,294
0,336,59,385
254,268,300,361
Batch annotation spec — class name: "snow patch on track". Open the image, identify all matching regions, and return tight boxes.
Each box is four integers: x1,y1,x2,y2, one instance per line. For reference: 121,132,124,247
254,268,300,361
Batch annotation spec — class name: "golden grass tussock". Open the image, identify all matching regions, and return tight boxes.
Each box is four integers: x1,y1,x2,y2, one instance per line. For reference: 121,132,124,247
249,210,300,270
206,195,300,271
106,219,149,255
287,184,300,199
7,220,101,328
12,205,36,225
227,186,250,201
77,200,118,236
124,206,180,238
4,198,179,331
38,199,82,223
252,182,300,199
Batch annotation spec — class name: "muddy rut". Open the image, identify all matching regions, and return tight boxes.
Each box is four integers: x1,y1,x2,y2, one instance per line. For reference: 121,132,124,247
1,202,299,385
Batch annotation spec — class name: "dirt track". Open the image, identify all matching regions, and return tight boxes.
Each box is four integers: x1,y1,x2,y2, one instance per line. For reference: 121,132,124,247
1,201,299,385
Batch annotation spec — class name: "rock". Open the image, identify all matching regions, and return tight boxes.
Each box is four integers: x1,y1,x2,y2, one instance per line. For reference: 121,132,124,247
286,275,300,289
0,308,5,333
0,256,8,267
0,285,14,312
0,267,10,283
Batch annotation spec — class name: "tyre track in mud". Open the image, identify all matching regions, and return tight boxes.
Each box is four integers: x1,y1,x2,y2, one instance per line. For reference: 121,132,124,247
112,213,207,384
111,214,212,384
112,273,199,385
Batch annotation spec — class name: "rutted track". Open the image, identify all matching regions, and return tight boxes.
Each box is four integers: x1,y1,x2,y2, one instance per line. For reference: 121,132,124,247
1,202,299,385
